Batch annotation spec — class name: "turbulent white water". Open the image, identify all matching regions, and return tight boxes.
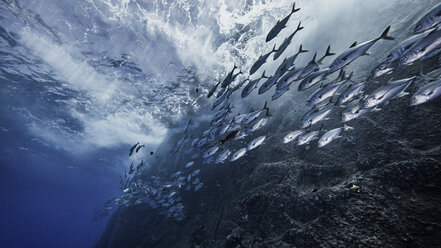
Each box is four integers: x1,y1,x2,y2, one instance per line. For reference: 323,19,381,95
0,0,436,160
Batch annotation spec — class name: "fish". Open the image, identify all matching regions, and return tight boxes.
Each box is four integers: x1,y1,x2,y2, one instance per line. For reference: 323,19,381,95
298,68,330,91
273,22,304,60
328,26,394,74
414,3,441,34
400,28,441,66
216,86,227,99
194,183,203,192
191,138,199,147
247,136,266,151
129,142,139,156
306,73,351,106
363,77,414,108
207,81,221,98
341,100,374,122
250,45,276,75
258,72,283,95
336,82,365,106
216,122,232,138
283,130,305,144
230,148,247,162
299,45,335,79
242,101,271,125
232,113,246,124
202,129,210,137
242,71,268,98
220,130,240,145
193,178,200,185
300,107,331,129
410,79,441,106
185,161,194,168
191,169,200,177
272,86,291,101
197,137,208,148
212,105,231,122
135,144,145,153
283,44,309,69
220,64,238,88
276,67,304,90
317,125,353,148
266,3,300,42
215,149,231,164
297,131,320,146
212,87,232,110
370,32,427,78
203,146,219,158
245,117,268,134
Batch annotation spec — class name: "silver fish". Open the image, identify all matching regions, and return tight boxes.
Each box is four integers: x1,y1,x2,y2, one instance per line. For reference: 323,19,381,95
250,46,276,75
220,64,238,88
185,161,194,168
410,79,441,106
242,102,270,125
258,73,282,95
245,117,268,134
276,67,304,90
341,100,373,122
306,79,348,106
300,108,331,129
194,183,203,192
230,148,247,162
328,26,394,74
299,45,335,79
266,3,300,42
203,146,219,158
191,138,199,147
370,32,427,78
336,82,365,106
273,22,304,60
197,137,208,148
414,3,441,34
363,77,414,108
215,149,231,164
242,71,268,98
400,28,441,66
247,136,266,151
297,131,319,146
283,130,305,144
317,125,353,148
298,68,330,91
272,86,290,101
191,169,200,177
207,81,221,98
233,113,247,124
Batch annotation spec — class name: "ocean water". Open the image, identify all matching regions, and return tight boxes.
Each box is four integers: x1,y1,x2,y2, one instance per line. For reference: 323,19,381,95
1,0,440,247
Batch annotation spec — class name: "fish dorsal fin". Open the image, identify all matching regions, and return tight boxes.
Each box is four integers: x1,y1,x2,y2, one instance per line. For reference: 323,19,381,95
350,41,357,48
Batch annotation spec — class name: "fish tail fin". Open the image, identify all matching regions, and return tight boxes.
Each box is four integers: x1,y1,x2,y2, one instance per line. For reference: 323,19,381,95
299,44,308,53
343,124,354,131
379,25,395,40
261,70,269,79
291,3,300,13
272,44,277,52
296,21,304,32
324,45,335,57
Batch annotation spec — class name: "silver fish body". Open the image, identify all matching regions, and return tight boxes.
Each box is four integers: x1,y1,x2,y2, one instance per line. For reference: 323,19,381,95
283,130,305,144
363,77,414,108
336,83,365,106
410,79,441,106
297,131,319,146
247,136,266,151
414,3,441,34
230,148,247,162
